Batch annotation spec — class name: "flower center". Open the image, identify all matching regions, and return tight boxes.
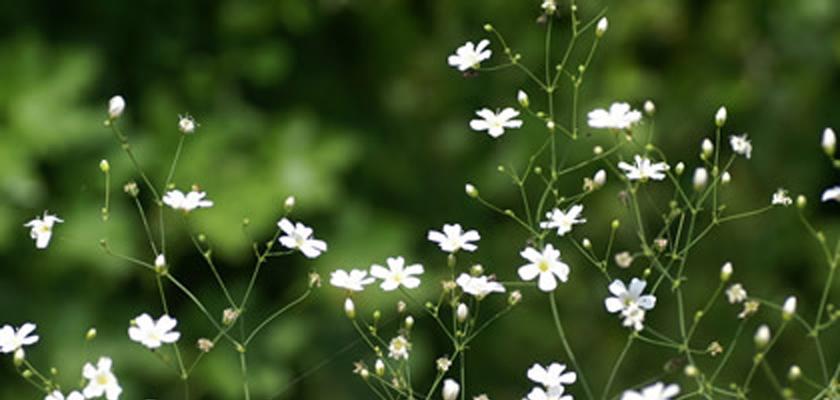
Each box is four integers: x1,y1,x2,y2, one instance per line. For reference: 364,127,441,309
96,373,109,386
537,260,550,273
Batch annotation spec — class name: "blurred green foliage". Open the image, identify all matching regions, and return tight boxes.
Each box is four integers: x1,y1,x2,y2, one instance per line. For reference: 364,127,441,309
2,0,840,399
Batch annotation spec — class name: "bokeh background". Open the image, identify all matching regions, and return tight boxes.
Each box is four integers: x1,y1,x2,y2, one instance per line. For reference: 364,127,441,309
2,0,840,398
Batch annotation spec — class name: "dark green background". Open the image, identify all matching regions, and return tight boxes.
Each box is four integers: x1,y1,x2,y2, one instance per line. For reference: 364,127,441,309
2,0,840,398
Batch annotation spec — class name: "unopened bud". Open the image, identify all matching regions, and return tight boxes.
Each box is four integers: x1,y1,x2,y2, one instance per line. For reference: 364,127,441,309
404,316,414,330
442,379,460,400
754,324,771,348
675,162,685,176
644,100,655,116
721,171,731,185
823,128,836,157
593,146,603,155
701,138,714,159
693,167,708,191
284,196,296,212
796,195,807,209
715,106,727,127
787,365,801,381
684,364,698,377
582,238,592,249
344,298,356,319
508,290,522,305
99,159,110,173
720,262,733,282
465,183,478,198
611,219,620,230
456,303,469,323
108,95,125,119
85,328,97,341
470,264,484,276
782,296,797,320
397,301,407,314
375,359,385,376
13,349,25,366
517,90,529,108
593,169,606,188
595,17,608,38
154,254,166,272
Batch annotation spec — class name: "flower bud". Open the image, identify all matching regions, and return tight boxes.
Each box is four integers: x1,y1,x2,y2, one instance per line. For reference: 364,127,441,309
720,262,733,282
223,308,240,325
644,100,655,116
787,365,801,381
582,238,592,249
404,315,415,330
593,145,603,155
611,219,620,230
675,162,685,176
517,90,529,108
701,138,714,159
692,167,708,191
108,95,125,119
99,159,110,173
483,24,493,32
796,195,807,209
508,290,522,305
596,17,608,38
715,106,727,127
375,359,385,376
344,298,356,319
754,324,771,349
456,303,469,323
782,296,797,320
593,169,606,188
155,254,166,271
442,379,460,400
85,328,97,341
470,264,484,276
823,128,836,157
13,349,25,366
684,364,698,377
397,300,407,314
284,196,296,212
721,171,731,185
436,356,452,372
465,183,478,198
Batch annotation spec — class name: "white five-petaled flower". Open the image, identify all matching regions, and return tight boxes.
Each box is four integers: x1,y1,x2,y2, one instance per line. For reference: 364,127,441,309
726,283,748,304
0,323,39,355
128,313,181,349
447,39,492,71
178,114,198,134
456,273,506,298
621,382,680,400
82,357,122,400
518,244,570,292
618,155,669,182
388,335,411,360
427,224,480,253
729,134,752,159
470,108,523,138
162,189,214,212
540,205,586,236
527,362,577,389
525,385,573,400
278,218,328,258
329,269,375,292
821,186,840,202
587,102,642,130
771,189,792,206
370,256,424,291
605,278,657,331
45,391,85,400
24,211,63,249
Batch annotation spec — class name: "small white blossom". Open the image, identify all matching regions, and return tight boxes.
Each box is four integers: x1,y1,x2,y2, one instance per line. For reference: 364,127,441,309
456,273,505,298
370,257,424,291
525,385,573,400
621,382,680,400
618,155,669,181
587,102,642,130
726,283,748,304
388,335,411,360
772,189,792,206
278,218,328,258
470,108,523,138
729,134,752,159
518,244,570,292
178,114,198,134
330,269,375,292
540,205,586,236
443,379,461,400
108,95,125,119
448,40,492,71
428,224,480,253
541,0,557,14
82,357,122,400
45,391,85,400
821,186,840,202
526,362,577,389
605,278,657,331
162,189,214,212
24,211,63,249
128,313,180,349
0,323,39,355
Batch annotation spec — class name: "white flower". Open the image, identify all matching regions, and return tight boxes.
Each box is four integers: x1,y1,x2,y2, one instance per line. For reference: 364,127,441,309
621,382,680,400
822,128,836,156
772,189,792,206
587,102,642,130
540,205,586,236
821,186,840,202
330,269,375,292
162,189,214,212
108,95,125,119
729,134,752,159
24,211,63,249
443,379,461,400
726,283,747,304
278,218,328,258
596,17,609,37
82,357,122,400
45,391,84,400
0,323,39,354
604,278,656,331
456,273,506,298
428,224,480,253
370,257,424,291
525,385,573,400
388,335,411,360
614,251,634,268
128,313,181,349
618,155,669,181
470,108,523,138
178,114,198,134
448,40,492,71
541,0,557,14
518,244,570,292
527,362,577,388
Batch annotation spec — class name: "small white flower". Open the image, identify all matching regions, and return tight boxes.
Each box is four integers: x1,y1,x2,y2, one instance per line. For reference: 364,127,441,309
370,257,424,291
772,189,792,206
614,251,634,269
525,385,573,400
605,278,657,331
729,134,752,159
587,102,642,130
448,40,492,71
128,313,180,349
162,189,214,212
330,269,375,292
456,273,506,298
470,108,523,138
726,283,747,304
388,335,411,360
82,357,122,400
596,17,609,37
428,224,480,253
24,211,63,249
541,0,557,14
821,186,840,202
0,323,39,355
822,128,836,156
108,95,125,119
621,382,680,400
518,244,570,292
45,391,85,400
278,218,328,258
526,362,577,388
618,155,669,181
540,205,586,236
178,114,198,134
443,379,461,400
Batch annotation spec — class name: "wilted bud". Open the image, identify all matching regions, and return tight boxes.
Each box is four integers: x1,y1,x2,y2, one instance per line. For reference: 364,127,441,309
787,365,801,381
595,17,608,37
108,95,126,119
653,238,668,252
178,114,197,134
197,338,214,353
223,308,240,326
693,168,708,191
701,138,714,159
436,356,452,372
715,106,727,127
508,290,522,305
442,379,460,400
456,303,469,323
707,341,723,356
644,100,655,116
675,162,685,176
720,262,733,282
517,90,529,108
99,159,110,173
721,171,731,185
796,195,807,209
375,359,385,376
344,298,356,319
782,296,797,320
465,183,478,198
823,128,836,157
284,196,296,212
754,324,771,349
85,327,97,341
